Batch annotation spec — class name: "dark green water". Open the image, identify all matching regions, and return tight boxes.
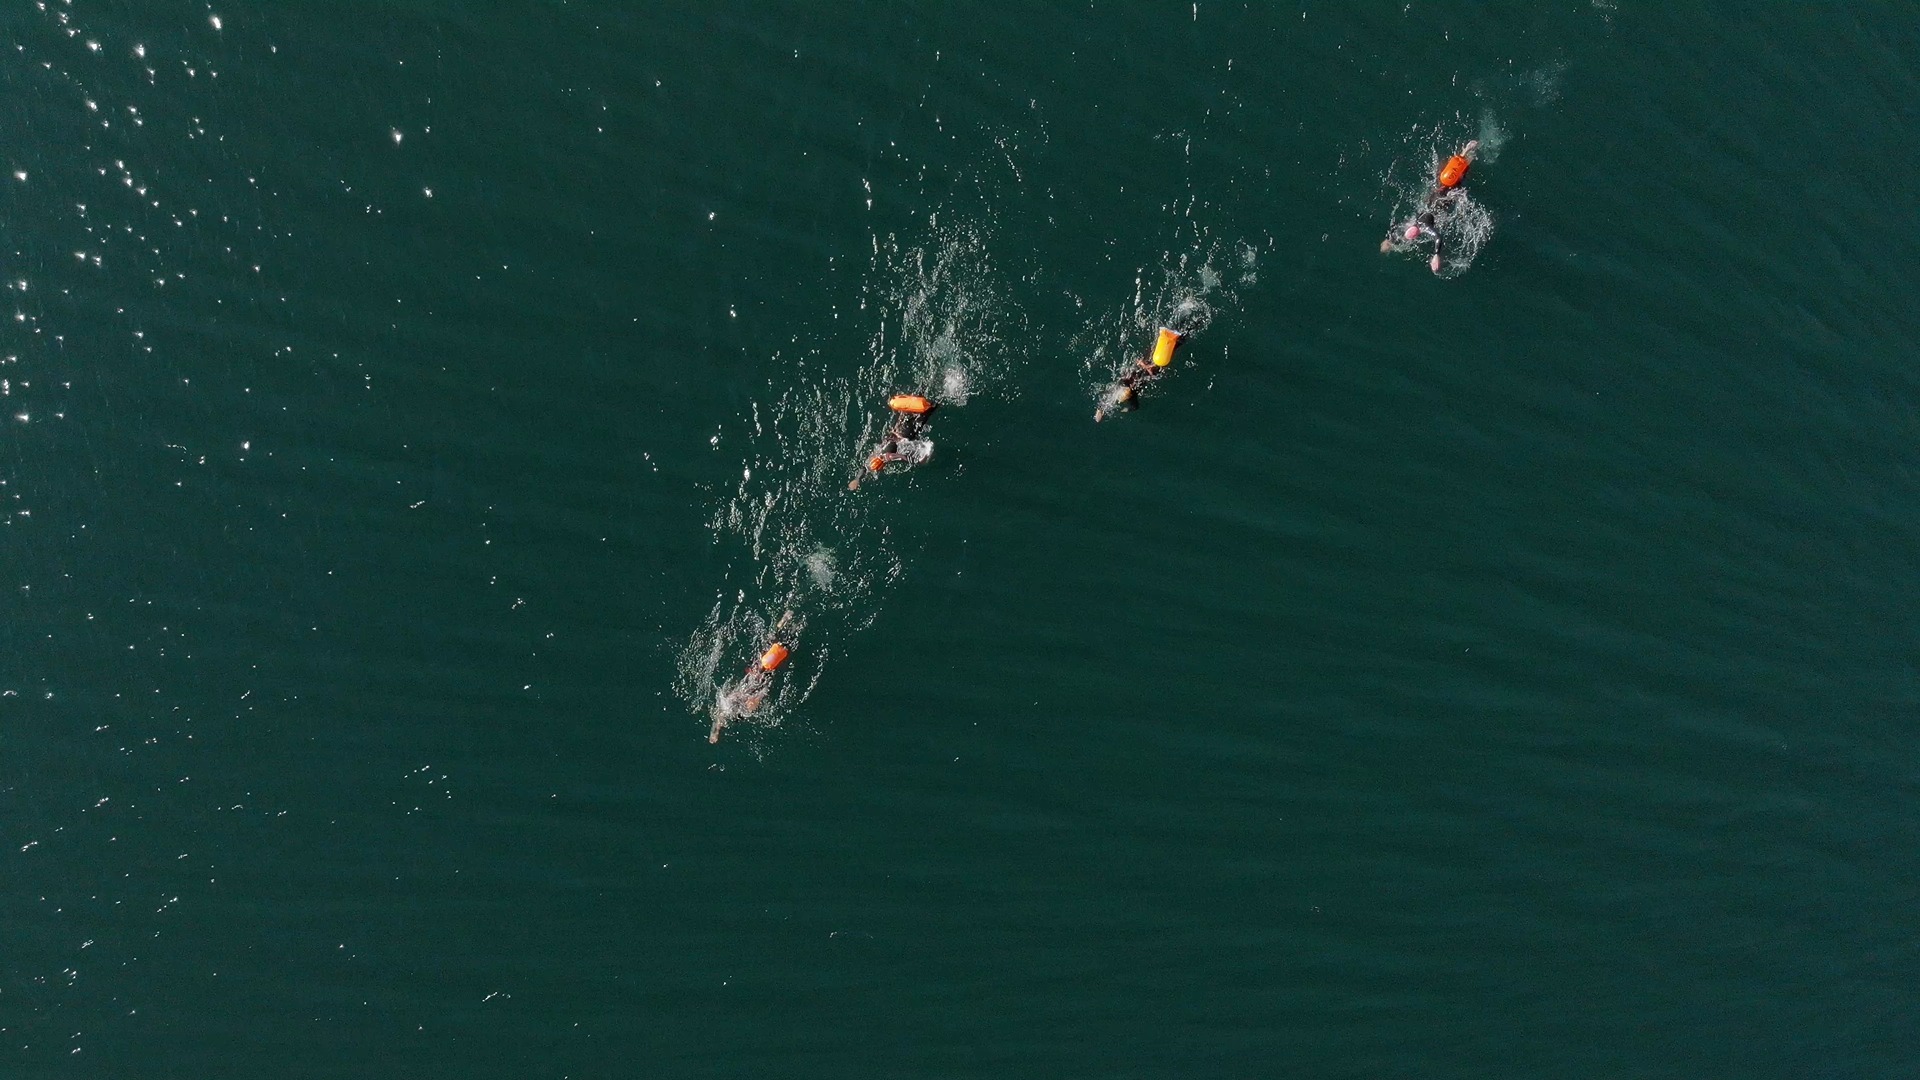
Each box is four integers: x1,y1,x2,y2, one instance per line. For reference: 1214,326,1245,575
4,2,1917,1075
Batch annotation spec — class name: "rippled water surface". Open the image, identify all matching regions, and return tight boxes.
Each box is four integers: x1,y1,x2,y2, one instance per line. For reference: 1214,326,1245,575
4,3,1917,1076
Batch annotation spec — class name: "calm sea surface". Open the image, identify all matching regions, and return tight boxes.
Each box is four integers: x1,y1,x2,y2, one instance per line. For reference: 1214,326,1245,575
3,3,1917,1076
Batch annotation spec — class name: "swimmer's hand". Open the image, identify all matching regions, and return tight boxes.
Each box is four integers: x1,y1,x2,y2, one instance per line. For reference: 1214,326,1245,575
1429,253,1443,275
1380,237,1395,254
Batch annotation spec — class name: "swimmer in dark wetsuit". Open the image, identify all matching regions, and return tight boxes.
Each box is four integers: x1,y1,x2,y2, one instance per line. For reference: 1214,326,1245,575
1095,358,1161,422
872,409,930,466
1095,327,1184,422
1382,139,1478,275
1404,201,1452,274
709,640,790,743
849,394,937,488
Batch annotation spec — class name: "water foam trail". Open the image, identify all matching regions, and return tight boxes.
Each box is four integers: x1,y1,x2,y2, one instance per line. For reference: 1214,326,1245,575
675,217,1022,745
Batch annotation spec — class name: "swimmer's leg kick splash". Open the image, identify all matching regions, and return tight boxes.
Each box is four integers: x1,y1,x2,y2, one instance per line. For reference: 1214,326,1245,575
1095,327,1183,422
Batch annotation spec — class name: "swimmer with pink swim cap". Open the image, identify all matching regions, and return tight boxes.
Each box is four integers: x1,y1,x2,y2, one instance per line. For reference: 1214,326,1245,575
1381,139,1479,275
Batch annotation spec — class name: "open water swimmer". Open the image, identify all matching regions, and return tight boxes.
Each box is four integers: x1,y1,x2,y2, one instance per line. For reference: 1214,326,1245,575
1382,139,1478,275
849,394,937,488
709,638,792,743
1094,327,1184,422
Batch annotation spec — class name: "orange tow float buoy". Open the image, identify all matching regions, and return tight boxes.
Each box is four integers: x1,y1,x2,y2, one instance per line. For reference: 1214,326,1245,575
888,394,933,414
1437,154,1471,189
1150,327,1183,368
758,642,790,672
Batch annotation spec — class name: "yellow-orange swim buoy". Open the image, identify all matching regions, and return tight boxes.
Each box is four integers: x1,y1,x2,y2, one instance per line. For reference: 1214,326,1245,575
1437,154,1471,189
1150,327,1183,368
888,394,933,414
758,642,790,672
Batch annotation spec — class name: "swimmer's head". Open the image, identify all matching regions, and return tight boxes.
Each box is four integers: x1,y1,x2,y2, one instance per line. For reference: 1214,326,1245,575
868,456,885,472
1404,224,1422,242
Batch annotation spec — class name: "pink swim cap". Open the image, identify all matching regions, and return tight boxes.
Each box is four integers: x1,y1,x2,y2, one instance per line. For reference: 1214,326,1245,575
1404,224,1421,241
